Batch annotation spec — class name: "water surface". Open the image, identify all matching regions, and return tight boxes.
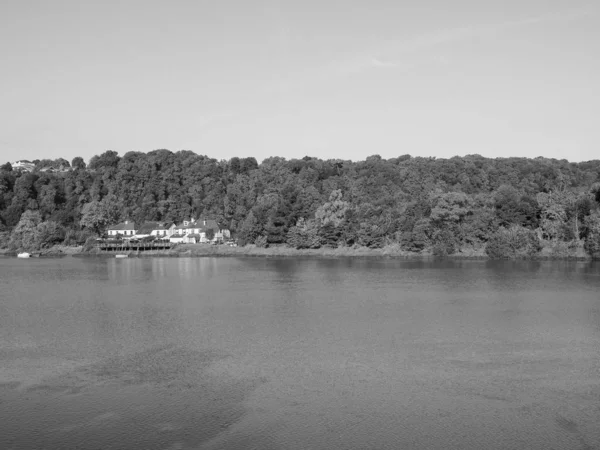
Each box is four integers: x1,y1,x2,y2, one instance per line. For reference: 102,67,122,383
1,257,599,449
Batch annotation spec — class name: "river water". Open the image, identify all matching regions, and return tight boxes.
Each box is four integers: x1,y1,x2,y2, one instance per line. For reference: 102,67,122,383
1,256,599,449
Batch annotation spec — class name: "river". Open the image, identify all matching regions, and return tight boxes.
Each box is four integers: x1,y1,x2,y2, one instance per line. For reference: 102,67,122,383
1,257,599,449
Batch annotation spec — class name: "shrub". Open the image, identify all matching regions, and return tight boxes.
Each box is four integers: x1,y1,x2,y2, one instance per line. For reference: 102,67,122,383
583,213,600,259
485,225,542,259
82,236,97,252
431,228,457,256
0,231,10,249
34,221,66,248
254,235,268,248
286,219,322,249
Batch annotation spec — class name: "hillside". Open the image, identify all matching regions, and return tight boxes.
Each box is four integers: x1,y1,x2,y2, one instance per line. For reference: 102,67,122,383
1,151,600,258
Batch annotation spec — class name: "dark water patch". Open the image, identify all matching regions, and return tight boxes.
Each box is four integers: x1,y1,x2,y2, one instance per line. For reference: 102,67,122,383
25,383,84,395
0,346,264,449
77,344,229,386
555,415,594,450
0,381,21,391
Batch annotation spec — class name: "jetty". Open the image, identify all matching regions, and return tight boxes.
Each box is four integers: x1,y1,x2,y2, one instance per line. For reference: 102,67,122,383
95,241,174,253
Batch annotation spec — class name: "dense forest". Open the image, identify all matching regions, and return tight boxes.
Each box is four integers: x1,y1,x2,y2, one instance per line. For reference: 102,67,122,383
2,150,600,258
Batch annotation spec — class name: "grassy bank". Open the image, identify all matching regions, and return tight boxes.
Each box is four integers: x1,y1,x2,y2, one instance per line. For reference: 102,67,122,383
0,245,83,257
3,242,593,261
84,243,491,259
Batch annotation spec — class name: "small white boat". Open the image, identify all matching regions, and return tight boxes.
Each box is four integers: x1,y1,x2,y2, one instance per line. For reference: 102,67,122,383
17,252,31,258
115,254,129,258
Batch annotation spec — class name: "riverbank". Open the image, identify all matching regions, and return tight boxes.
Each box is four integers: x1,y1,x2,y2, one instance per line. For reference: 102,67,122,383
81,243,481,259
1,242,594,260
82,243,593,260
0,245,83,257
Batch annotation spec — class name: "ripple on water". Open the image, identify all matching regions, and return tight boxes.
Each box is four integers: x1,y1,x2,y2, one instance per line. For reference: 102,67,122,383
0,345,266,450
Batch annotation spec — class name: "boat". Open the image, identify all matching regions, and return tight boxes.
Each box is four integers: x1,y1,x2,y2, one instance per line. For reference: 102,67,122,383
115,254,129,258
17,252,31,258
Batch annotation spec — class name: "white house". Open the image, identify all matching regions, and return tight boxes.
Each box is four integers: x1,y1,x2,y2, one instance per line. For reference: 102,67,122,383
107,221,136,237
169,233,186,244
133,222,173,239
11,160,35,172
166,217,230,244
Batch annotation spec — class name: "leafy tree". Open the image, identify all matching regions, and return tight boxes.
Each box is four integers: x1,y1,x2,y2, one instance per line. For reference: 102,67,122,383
318,222,342,248
485,226,542,259
71,156,86,170
205,228,215,241
237,211,262,246
9,210,42,250
315,189,349,227
34,221,66,248
79,196,120,235
536,192,568,241
287,218,321,249
254,235,268,248
1,162,12,172
88,150,121,171
583,212,600,258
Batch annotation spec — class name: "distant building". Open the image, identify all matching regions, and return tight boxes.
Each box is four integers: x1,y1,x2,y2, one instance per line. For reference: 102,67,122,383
11,160,35,172
133,222,173,239
168,217,230,244
106,221,136,237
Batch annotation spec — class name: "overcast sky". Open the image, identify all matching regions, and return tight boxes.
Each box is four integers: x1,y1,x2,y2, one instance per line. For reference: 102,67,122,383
1,0,599,164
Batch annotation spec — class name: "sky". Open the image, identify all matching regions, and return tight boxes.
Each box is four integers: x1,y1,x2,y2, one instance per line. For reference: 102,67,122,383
1,0,599,164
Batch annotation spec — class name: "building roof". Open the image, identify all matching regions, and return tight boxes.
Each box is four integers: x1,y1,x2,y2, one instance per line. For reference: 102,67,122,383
107,221,136,231
172,217,226,232
136,221,171,234
197,218,221,230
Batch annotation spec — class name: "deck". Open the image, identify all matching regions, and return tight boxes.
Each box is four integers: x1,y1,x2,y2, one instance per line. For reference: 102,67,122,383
95,241,175,252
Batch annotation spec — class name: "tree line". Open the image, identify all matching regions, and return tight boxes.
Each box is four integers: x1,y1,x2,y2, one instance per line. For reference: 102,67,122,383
1,150,600,258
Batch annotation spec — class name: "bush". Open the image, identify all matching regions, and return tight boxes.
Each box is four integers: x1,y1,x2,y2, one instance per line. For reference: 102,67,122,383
399,218,431,252
82,236,97,252
548,240,580,259
0,231,10,249
583,213,600,259
63,228,95,246
431,228,457,256
34,221,66,248
318,223,341,248
485,226,542,259
286,219,322,249
254,235,268,248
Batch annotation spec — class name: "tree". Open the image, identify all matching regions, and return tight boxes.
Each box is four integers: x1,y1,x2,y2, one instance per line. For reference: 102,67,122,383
485,226,542,259
34,221,66,248
79,196,120,235
430,191,471,224
71,156,86,170
205,228,215,242
315,189,349,227
0,162,12,172
287,218,321,249
400,218,431,252
583,212,600,258
536,192,567,241
9,210,42,250
237,211,262,246
88,150,120,170
80,201,109,234
318,222,342,248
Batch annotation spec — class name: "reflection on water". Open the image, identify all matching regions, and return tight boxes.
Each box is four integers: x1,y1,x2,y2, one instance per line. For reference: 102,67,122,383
1,257,599,449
